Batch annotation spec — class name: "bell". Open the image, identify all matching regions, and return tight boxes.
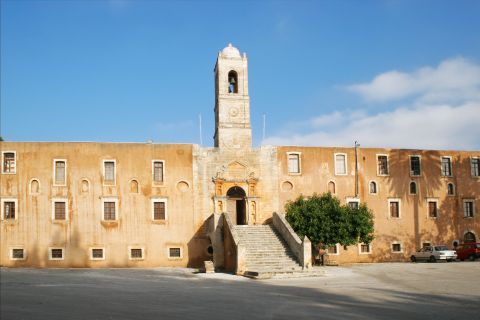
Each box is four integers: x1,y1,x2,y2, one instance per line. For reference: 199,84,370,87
229,77,236,84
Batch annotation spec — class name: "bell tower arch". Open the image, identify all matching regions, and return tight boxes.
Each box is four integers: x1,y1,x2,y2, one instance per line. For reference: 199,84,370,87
213,43,252,150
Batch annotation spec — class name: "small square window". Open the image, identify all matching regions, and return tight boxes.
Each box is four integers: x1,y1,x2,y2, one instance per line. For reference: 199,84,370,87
2,201,16,220
422,242,431,248
392,243,402,253
2,152,16,174
130,248,144,260
53,201,67,220
11,248,25,260
169,247,182,258
49,248,64,260
359,244,371,254
327,244,339,255
377,155,389,175
91,248,104,260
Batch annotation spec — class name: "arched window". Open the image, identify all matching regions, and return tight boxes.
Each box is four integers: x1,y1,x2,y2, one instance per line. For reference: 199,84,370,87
30,179,40,194
328,181,335,194
130,180,139,193
409,181,417,195
81,179,90,193
447,183,455,196
464,232,476,243
369,181,377,194
228,70,238,93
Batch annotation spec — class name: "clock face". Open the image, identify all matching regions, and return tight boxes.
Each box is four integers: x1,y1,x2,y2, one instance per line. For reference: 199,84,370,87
229,107,239,117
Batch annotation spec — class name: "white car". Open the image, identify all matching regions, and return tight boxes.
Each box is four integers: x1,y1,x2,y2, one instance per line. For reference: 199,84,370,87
410,245,457,262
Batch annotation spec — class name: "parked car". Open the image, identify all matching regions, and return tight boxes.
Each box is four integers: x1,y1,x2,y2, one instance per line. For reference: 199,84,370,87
455,243,480,261
410,245,457,262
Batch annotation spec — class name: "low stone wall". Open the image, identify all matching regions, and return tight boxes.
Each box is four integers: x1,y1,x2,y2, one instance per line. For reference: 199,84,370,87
222,213,246,274
272,212,311,268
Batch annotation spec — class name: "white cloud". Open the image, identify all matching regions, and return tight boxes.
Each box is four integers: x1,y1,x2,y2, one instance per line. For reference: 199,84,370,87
264,57,480,150
347,57,480,103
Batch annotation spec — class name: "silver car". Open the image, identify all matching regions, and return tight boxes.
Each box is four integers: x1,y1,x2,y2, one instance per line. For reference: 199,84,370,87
410,245,457,262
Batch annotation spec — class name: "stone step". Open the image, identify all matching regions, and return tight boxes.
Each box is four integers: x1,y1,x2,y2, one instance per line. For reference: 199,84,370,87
244,269,325,280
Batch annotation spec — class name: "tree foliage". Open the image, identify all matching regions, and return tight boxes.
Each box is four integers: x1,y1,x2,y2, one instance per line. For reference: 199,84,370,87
285,193,374,248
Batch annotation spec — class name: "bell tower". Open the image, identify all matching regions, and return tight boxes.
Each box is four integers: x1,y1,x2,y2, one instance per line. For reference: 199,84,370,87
213,43,252,149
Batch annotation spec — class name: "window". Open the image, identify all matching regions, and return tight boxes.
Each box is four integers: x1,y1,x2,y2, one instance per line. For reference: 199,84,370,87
441,157,452,176
409,181,417,195
10,248,25,260
471,157,480,177
428,200,438,218
153,160,165,183
359,243,371,254
30,179,40,194
410,156,421,176
328,181,336,194
447,183,455,196
2,151,16,174
129,248,144,260
168,247,182,258
463,200,475,218
369,181,377,194
391,243,402,253
464,232,476,243
228,70,238,94
422,242,431,248
103,202,116,220
389,199,400,218
54,160,66,185
327,244,339,255
377,155,389,175
103,160,115,185
90,248,105,260
130,179,139,193
49,248,64,260
2,200,16,220
287,153,300,174
53,200,67,220
152,200,167,221
334,153,347,175
347,198,359,209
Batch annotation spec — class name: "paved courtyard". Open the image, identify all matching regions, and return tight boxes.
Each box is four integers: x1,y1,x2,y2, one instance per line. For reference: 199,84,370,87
1,262,479,320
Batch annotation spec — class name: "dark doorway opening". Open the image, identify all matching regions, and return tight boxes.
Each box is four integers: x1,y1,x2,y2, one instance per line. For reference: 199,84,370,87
226,186,246,225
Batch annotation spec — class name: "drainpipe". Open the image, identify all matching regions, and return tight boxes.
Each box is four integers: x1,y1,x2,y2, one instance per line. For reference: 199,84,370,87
354,141,360,197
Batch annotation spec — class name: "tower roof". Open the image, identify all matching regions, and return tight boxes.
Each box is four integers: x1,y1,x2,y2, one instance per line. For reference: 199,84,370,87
220,43,241,58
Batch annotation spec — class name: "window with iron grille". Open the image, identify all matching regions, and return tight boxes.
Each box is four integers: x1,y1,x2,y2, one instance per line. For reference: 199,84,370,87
471,158,480,177
392,243,402,252
130,248,143,259
287,154,300,174
3,201,15,219
377,155,389,175
410,156,421,176
3,152,16,173
51,249,63,259
327,245,338,255
54,202,66,220
348,201,359,209
335,154,346,175
464,200,474,218
409,181,417,195
360,244,371,253
92,249,104,259
104,161,115,183
12,249,24,259
153,161,164,182
103,202,116,220
390,201,400,218
55,160,66,185
153,201,166,220
428,201,438,218
169,247,181,258
441,157,452,176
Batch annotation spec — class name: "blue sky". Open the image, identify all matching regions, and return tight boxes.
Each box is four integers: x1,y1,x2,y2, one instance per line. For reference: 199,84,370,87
2,0,479,150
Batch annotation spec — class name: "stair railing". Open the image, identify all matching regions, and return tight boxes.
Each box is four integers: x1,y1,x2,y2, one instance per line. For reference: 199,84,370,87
222,212,247,274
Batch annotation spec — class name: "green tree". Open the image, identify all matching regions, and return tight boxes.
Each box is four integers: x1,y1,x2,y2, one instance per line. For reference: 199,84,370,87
285,192,374,248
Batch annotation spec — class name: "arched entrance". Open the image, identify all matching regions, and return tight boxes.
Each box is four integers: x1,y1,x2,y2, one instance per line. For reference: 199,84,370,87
226,186,247,225
464,232,476,243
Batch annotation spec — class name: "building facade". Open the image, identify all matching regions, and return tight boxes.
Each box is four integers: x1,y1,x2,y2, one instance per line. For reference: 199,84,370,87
1,44,479,268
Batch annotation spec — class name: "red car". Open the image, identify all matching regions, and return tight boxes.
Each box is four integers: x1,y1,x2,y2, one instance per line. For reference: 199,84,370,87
455,243,480,261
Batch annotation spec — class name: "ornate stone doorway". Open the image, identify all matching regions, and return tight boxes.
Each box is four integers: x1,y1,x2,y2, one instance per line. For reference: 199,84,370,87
226,186,247,225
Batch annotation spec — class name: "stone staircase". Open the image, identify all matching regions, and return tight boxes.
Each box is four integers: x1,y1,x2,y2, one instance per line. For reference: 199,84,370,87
234,224,323,279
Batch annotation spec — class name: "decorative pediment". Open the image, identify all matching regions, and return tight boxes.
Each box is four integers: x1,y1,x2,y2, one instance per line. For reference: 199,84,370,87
226,161,247,180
